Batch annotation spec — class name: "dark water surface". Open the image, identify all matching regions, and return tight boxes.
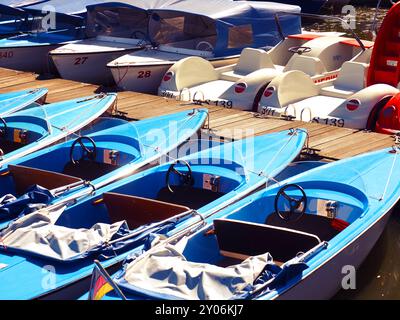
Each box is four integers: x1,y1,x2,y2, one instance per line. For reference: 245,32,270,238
304,5,389,40
305,5,400,299
333,209,400,299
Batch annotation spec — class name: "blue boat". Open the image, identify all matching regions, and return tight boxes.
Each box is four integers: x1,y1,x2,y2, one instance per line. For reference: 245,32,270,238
0,93,115,171
0,87,48,116
1,1,48,7
0,0,90,38
0,0,102,71
0,108,208,228
0,128,307,299
89,146,400,300
0,109,208,227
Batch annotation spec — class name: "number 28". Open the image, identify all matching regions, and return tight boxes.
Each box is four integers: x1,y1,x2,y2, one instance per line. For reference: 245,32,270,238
137,71,151,78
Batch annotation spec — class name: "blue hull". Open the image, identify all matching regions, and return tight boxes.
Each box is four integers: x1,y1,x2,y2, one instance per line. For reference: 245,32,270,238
90,147,400,300
0,129,307,299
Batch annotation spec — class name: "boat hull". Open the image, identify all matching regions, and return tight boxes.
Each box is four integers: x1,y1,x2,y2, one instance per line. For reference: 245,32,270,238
39,262,123,300
276,208,392,300
0,44,60,74
109,56,238,94
50,48,140,86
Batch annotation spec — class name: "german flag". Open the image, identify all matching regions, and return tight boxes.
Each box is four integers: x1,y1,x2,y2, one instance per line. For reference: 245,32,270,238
88,260,126,300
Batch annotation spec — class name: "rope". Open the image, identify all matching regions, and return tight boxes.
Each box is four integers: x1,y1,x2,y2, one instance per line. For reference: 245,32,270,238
379,146,399,201
49,94,108,134
247,128,302,185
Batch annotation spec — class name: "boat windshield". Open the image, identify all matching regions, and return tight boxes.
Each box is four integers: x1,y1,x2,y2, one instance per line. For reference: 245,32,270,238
0,97,40,118
149,11,217,51
162,138,251,182
0,104,50,158
86,5,148,40
68,117,144,159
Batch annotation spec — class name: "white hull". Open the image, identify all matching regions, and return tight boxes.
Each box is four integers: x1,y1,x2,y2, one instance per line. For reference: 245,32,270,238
275,209,393,300
0,44,60,74
51,49,138,86
110,56,238,94
110,63,173,94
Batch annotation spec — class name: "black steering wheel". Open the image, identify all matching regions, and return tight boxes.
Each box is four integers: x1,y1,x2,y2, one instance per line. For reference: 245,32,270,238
274,184,307,222
166,160,194,193
132,30,146,40
288,46,312,55
69,136,97,165
0,117,6,138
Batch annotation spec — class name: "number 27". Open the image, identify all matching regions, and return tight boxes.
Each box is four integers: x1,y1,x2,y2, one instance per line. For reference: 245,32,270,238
74,57,88,65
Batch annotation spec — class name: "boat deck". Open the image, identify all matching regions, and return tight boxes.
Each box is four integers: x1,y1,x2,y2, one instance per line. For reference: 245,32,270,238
0,67,396,162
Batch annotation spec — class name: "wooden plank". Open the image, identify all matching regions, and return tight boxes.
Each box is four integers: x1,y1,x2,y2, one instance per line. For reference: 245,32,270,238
0,67,395,161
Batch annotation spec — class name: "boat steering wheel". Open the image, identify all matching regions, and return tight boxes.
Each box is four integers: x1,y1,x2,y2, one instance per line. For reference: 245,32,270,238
274,184,307,222
196,41,214,52
132,30,146,40
0,117,6,138
288,46,312,55
69,136,97,165
166,160,194,193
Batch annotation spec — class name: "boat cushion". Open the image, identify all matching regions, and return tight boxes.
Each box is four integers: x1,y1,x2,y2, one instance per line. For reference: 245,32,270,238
156,186,224,209
214,218,320,263
9,164,82,195
284,55,326,76
62,160,117,181
103,192,190,229
319,85,355,99
265,213,341,241
116,236,276,300
220,48,274,81
320,61,368,98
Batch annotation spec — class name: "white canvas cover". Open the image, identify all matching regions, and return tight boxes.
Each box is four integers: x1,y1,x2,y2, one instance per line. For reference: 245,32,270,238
117,238,273,300
0,207,127,261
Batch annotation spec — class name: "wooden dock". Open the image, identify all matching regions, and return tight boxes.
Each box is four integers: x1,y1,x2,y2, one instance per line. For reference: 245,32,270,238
0,67,396,162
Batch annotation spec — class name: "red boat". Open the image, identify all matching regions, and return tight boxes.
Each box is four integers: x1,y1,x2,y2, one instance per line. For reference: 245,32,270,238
368,2,400,134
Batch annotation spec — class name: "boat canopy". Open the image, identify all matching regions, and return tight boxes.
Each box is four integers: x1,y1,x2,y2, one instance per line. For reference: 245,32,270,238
23,0,101,16
85,1,181,40
86,0,301,55
148,0,301,55
0,0,93,30
1,0,48,8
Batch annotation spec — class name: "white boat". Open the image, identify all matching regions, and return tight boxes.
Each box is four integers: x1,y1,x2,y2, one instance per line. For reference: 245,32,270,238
49,0,178,85
0,0,99,73
107,0,302,94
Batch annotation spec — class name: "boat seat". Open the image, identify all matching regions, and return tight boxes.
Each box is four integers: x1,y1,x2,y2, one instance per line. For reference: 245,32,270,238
284,55,326,77
8,164,82,195
320,61,368,98
265,212,341,241
220,48,275,82
0,139,23,155
214,219,321,263
103,192,191,229
62,160,117,181
156,186,224,210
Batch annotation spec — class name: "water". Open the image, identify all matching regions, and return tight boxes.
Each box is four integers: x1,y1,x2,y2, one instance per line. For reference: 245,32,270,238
334,210,400,299
303,5,389,41
305,5,400,299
